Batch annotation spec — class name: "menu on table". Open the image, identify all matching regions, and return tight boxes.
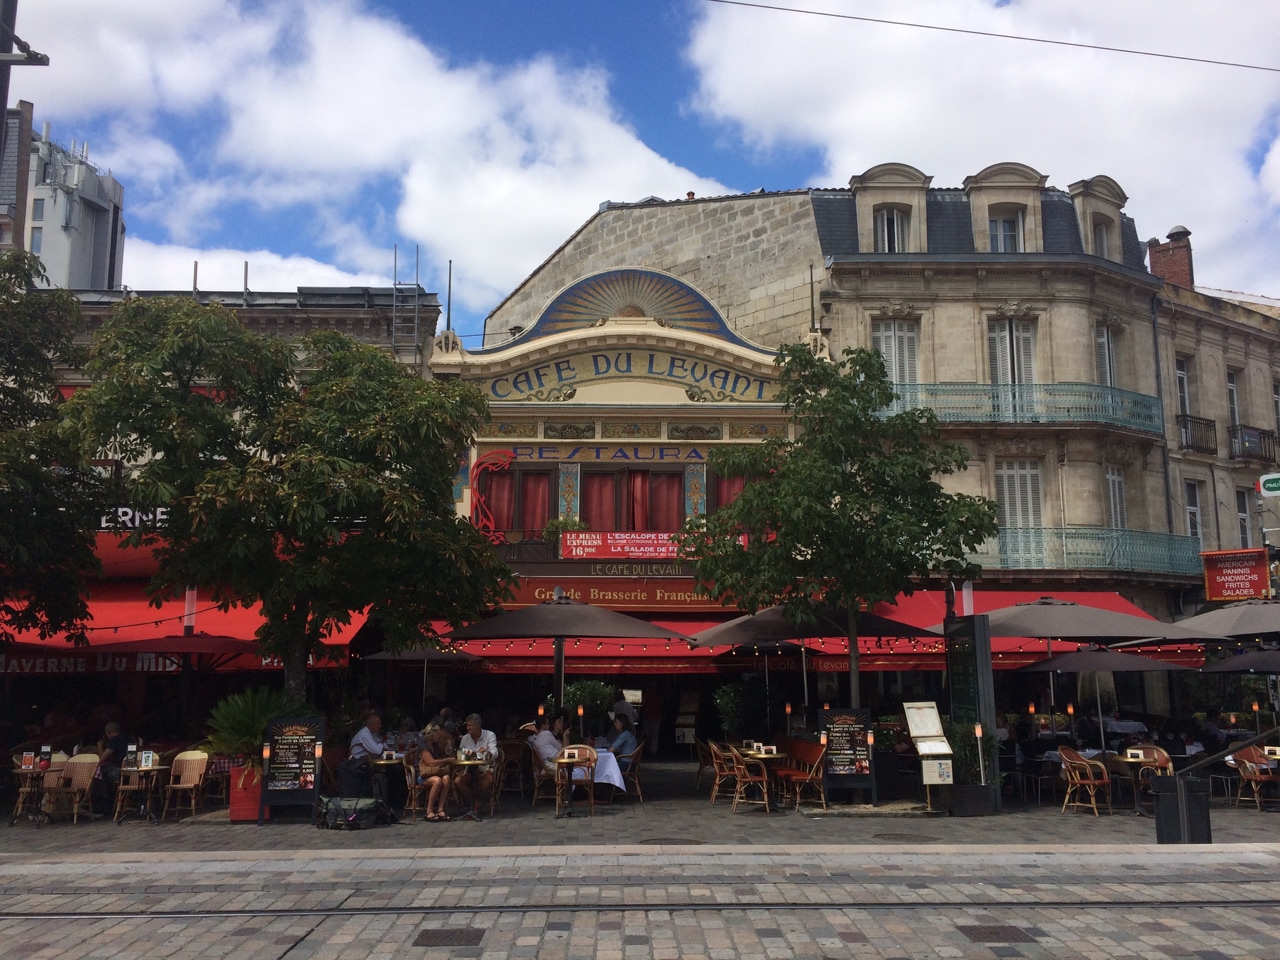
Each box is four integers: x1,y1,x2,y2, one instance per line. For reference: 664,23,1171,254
20,752,34,770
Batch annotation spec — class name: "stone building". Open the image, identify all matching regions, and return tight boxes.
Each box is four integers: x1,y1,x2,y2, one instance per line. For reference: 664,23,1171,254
475,162,1280,620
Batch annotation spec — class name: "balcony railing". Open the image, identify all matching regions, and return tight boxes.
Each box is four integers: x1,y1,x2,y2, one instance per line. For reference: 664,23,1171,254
970,527,1202,577
1228,424,1277,464
888,383,1163,435
1176,414,1217,454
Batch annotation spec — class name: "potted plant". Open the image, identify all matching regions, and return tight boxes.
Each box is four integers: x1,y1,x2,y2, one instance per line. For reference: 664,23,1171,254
942,717,1001,817
542,516,588,559
203,687,305,821
563,679,615,740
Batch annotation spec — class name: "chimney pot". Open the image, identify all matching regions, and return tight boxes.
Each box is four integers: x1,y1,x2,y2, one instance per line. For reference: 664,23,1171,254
1166,225,1191,241
1148,225,1194,289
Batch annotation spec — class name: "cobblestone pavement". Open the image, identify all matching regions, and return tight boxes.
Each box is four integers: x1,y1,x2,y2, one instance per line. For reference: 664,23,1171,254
2,763,1280,958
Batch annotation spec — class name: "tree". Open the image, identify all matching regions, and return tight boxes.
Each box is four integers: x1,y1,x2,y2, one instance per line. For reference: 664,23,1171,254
0,252,105,645
63,297,513,700
673,343,998,707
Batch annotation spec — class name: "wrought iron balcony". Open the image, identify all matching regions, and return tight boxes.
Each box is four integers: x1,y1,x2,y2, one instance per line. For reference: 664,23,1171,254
970,527,1202,577
887,383,1163,435
1228,424,1277,464
1176,414,1217,455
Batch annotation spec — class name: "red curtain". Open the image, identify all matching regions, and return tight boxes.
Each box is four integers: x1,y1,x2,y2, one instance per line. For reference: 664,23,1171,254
582,473,616,530
519,472,551,535
627,471,650,531
714,475,746,510
485,472,515,531
649,473,683,531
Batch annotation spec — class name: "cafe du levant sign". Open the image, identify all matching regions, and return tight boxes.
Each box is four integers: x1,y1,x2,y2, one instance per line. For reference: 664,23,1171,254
487,350,777,402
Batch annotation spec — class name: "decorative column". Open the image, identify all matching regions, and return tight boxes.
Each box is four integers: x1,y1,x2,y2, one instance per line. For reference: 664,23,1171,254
685,462,707,517
558,462,580,520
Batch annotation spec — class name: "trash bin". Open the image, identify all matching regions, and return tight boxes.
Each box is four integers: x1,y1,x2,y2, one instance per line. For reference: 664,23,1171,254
1151,776,1211,844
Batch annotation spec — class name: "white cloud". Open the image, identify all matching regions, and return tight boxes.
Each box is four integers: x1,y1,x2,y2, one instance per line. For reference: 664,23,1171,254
122,238,386,292
686,0,1280,296
11,0,730,326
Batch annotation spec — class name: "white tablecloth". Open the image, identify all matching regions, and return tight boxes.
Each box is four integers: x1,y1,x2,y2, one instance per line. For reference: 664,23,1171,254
572,750,625,790
1103,720,1148,734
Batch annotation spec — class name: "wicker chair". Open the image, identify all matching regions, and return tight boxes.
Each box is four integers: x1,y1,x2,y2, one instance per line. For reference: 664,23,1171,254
1060,746,1112,816
497,739,529,799
161,750,209,821
112,767,151,822
531,744,558,808
1233,746,1280,810
707,741,736,804
727,745,771,813
47,754,100,824
619,741,645,803
694,737,713,789
401,757,427,822
554,745,597,817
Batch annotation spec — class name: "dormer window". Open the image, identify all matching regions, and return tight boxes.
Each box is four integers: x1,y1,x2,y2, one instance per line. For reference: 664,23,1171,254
989,206,1024,252
874,206,908,253
1093,219,1109,259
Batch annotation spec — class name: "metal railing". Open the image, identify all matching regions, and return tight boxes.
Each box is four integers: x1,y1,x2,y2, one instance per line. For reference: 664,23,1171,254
887,383,1163,435
1176,414,1217,454
1228,424,1277,463
970,527,1203,577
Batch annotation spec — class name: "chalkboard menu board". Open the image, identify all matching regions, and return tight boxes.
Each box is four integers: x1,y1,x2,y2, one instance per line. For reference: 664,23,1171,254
259,716,325,825
823,709,876,804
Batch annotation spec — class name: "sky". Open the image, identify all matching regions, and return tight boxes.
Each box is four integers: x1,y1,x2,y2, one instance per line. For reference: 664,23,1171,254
10,0,1280,346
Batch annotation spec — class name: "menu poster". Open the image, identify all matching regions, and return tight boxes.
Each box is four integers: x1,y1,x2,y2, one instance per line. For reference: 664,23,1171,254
37,746,52,771
822,709,876,803
20,752,35,770
259,716,325,825
122,744,139,769
140,750,155,769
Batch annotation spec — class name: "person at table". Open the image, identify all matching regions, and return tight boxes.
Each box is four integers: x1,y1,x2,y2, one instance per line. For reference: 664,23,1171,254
454,713,497,808
350,711,386,761
393,717,426,759
1200,709,1226,750
528,713,569,772
97,721,133,788
608,714,638,770
419,722,455,822
612,690,638,726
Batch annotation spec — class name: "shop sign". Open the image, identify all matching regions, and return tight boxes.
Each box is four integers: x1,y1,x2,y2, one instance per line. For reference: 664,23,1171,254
487,350,776,401
1202,548,1270,601
99,506,169,530
502,444,708,462
510,578,721,610
561,531,680,559
0,651,183,675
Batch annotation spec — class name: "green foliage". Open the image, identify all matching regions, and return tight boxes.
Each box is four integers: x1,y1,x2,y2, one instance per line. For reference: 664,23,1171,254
0,251,105,644
674,344,998,704
564,679,615,738
713,682,749,739
202,687,306,774
542,515,588,540
63,300,514,699
941,716,1001,786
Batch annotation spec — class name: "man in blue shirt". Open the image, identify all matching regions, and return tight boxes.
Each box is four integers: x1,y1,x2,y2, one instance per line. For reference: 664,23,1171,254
349,711,386,761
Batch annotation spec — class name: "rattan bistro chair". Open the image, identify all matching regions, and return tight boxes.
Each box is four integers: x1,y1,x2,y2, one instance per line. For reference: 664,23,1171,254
1060,746,1112,816
1234,746,1280,810
48,754,100,824
531,745,558,808
727,745,771,813
707,741,736,805
618,741,645,803
161,750,209,821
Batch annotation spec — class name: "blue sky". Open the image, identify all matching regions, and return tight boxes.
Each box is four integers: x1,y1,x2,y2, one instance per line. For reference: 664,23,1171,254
10,1,1280,343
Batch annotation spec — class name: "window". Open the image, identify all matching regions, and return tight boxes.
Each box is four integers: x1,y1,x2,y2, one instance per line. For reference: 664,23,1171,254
1273,381,1279,435
989,209,1024,252
1227,370,1241,426
871,319,918,385
29,226,41,256
1095,325,1115,388
1093,219,1109,258
1105,465,1127,530
1237,489,1253,548
581,470,684,532
1175,357,1191,415
478,469,552,538
31,198,43,221
710,473,745,512
1185,481,1203,548
873,207,908,253
988,318,1035,386
995,459,1044,565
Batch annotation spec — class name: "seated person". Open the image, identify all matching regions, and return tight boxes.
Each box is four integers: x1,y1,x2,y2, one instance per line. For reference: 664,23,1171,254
608,714,638,769
349,711,385,761
454,713,497,808
1200,709,1225,751
393,717,426,759
338,711,385,797
527,713,568,772
97,721,133,788
418,723,454,822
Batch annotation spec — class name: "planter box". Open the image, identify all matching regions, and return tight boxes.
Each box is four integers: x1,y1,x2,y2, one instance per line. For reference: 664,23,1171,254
228,767,266,822
949,783,999,817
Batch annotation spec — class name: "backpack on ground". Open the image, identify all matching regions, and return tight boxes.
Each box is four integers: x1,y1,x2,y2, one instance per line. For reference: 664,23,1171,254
317,795,394,829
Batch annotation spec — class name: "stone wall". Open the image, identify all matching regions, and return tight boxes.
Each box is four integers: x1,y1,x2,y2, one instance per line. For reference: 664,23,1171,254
484,193,825,349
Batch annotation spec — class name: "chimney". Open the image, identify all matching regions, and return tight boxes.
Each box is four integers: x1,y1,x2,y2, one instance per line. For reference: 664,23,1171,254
1147,225,1194,289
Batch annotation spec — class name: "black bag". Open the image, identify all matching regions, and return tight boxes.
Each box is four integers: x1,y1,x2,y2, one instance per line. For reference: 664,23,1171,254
317,796,393,829
335,757,371,797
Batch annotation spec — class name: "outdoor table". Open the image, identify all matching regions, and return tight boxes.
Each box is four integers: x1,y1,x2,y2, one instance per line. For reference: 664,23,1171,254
581,751,624,792
370,756,407,812
1106,754,1166,812
452,758,491,822
743,751,789,811
552,756,589,819
116,765,169,825
1103,720,1148,735
9,766,59,826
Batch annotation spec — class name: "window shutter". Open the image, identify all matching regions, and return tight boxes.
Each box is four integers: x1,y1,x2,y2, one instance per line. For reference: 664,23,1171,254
996,460,1042,528
1013,321,1035,385
988,322,1010,385
1105,465,1126,529
1095,326,1114,387
901,322,918,384
874,210,887,253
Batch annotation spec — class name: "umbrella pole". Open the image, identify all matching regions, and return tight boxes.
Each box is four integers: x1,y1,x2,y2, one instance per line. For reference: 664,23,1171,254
1048,638,1058,737
802,644,809,713
1096,673,1105,752
765,654,771,733
422,658,428,714
554,636,566,712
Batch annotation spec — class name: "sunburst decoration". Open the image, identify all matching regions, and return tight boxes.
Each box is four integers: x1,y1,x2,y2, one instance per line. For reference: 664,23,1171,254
534,269,728,339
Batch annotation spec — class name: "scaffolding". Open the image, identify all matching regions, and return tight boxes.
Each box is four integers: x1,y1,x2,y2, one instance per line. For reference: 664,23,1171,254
391,244,421,353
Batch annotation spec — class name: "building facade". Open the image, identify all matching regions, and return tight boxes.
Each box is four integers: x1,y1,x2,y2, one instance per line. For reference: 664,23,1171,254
474,162,1280,620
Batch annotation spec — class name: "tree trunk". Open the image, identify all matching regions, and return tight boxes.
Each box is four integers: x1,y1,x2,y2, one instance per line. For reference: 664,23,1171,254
848,607,861,709
282,643,309,704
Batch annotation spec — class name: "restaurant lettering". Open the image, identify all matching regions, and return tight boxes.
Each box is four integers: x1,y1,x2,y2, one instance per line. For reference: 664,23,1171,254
505,444,705,462
514,578,722,610
99,506,169,530
488,351,775,401
562,532,680,560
